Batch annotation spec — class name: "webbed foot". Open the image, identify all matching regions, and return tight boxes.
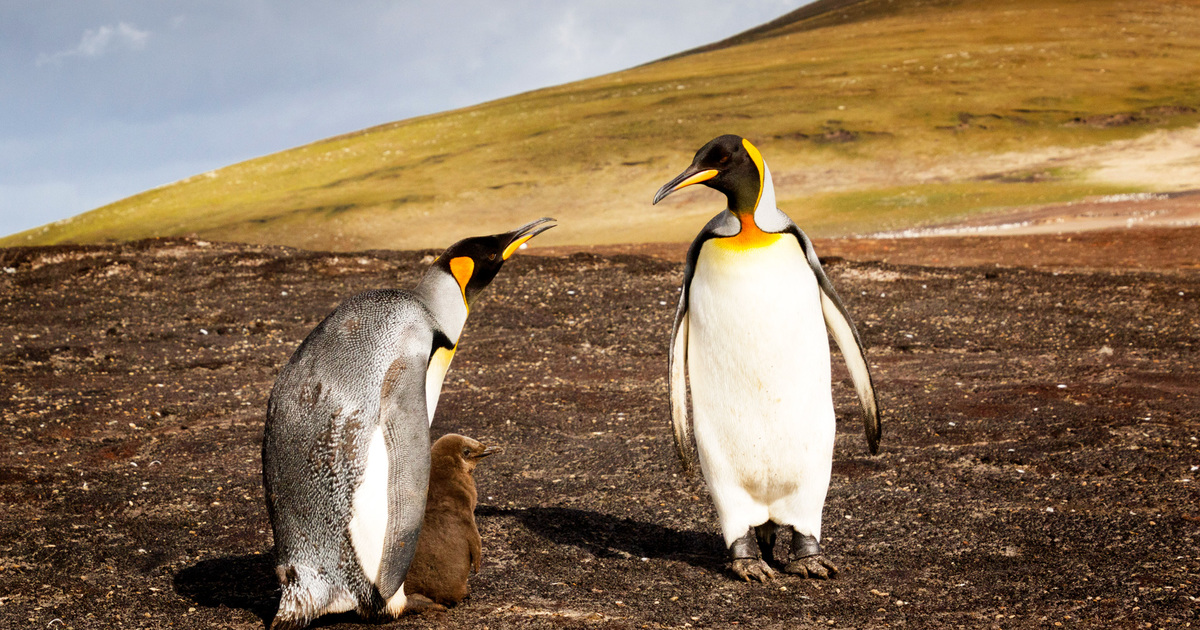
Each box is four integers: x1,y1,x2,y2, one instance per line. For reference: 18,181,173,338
783,554,838,579
784,530,838,579
402,593,447,615
731,557,778,582
729,527,778,582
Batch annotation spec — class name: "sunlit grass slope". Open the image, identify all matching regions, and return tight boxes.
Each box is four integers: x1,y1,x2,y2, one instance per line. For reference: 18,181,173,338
8,0,1200,250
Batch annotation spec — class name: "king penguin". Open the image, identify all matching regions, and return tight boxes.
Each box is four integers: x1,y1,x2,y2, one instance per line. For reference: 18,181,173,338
653,135,880,582
403,433,499,609
261,218,555,629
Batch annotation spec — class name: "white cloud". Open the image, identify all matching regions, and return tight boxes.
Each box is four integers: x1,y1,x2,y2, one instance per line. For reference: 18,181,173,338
550,10,588,68
36,22,150,66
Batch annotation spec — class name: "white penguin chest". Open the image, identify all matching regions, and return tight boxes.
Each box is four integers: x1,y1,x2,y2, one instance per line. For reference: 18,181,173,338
689,235,830,381
686,235,835,467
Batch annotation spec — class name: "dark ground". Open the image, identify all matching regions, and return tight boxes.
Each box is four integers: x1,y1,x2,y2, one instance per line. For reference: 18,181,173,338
0,227,1197,629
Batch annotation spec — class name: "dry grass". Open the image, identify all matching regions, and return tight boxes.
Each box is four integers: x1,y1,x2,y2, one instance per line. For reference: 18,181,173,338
7,0,1200,251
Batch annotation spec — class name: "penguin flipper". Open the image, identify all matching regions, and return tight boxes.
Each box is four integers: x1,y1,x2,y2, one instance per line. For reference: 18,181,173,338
670,226,716,472
788,226,882,454
669,306,695,470
372,351,434,604
469,522,483,573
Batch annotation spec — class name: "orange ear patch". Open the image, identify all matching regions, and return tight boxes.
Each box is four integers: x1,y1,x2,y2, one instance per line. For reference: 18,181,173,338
449,256,474,304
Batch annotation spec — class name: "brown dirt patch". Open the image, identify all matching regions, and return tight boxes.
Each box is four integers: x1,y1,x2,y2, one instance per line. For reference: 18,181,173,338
1,229,1196,628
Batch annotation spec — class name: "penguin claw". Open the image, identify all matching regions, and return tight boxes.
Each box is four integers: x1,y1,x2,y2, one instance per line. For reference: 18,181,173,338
731,558,778,582
784,554,839,579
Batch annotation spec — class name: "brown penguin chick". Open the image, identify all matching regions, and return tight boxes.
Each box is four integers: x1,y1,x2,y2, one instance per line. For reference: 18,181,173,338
403,434,498,609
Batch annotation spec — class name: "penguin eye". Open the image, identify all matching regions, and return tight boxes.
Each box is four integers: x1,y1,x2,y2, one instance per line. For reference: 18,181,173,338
488,253,497,261
717,154,730,166
462,448,472,457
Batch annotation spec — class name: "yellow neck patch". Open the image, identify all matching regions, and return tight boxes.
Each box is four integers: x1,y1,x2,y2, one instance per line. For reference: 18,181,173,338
449,256,474,309
713,212,783,251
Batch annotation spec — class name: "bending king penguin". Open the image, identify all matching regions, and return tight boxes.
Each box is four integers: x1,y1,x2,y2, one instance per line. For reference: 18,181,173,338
262,218,554,628
653,135,880,582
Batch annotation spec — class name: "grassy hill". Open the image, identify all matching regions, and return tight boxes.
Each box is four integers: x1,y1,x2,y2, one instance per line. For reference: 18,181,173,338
7,0,1200,251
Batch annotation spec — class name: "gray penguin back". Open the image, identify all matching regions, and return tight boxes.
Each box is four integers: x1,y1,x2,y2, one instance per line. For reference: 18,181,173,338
262,289,440,591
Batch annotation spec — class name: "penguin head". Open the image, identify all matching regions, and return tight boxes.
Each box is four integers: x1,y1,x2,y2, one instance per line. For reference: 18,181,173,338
431,433,501,474
432,217,556,308
652,134,765,214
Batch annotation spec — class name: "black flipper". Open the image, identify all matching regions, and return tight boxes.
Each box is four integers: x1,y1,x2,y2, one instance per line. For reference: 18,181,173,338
373,350,434,602
668,214,732,471
785,225,882,454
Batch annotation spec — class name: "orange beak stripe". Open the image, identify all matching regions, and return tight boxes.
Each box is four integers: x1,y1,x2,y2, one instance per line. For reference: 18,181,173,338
672,168,718,193
502,235,534,260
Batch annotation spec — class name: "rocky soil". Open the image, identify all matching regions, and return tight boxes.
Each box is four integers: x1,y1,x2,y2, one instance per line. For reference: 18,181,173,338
0,226,1197,629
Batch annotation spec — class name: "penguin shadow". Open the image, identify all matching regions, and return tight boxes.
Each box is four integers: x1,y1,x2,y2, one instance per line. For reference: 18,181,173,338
476,505,726,572
173,552,280,629
172,552,401,629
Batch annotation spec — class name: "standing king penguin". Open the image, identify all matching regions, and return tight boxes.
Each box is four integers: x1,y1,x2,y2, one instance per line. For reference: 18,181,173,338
262,218,555,628
653,135,880,582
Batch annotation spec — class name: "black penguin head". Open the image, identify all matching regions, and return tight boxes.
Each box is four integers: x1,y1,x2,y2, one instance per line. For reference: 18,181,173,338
432,433,501,474
433,217,555,307
652,134,766,213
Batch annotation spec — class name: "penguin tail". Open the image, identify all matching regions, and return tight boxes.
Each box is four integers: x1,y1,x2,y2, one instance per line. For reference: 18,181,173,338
270,564,355,630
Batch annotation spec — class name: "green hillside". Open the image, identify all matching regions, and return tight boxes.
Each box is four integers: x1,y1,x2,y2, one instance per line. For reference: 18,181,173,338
7,0,1200,251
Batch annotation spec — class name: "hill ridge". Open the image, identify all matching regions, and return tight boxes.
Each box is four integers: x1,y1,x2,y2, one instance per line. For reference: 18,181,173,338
6,0,1200,251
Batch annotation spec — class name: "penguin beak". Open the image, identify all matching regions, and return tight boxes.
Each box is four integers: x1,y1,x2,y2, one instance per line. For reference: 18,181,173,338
476,446,502,459
501,217,557,260
652,166,718,205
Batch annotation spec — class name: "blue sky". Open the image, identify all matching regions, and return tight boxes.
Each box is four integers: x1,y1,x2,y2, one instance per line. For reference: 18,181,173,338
0,1,808,237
